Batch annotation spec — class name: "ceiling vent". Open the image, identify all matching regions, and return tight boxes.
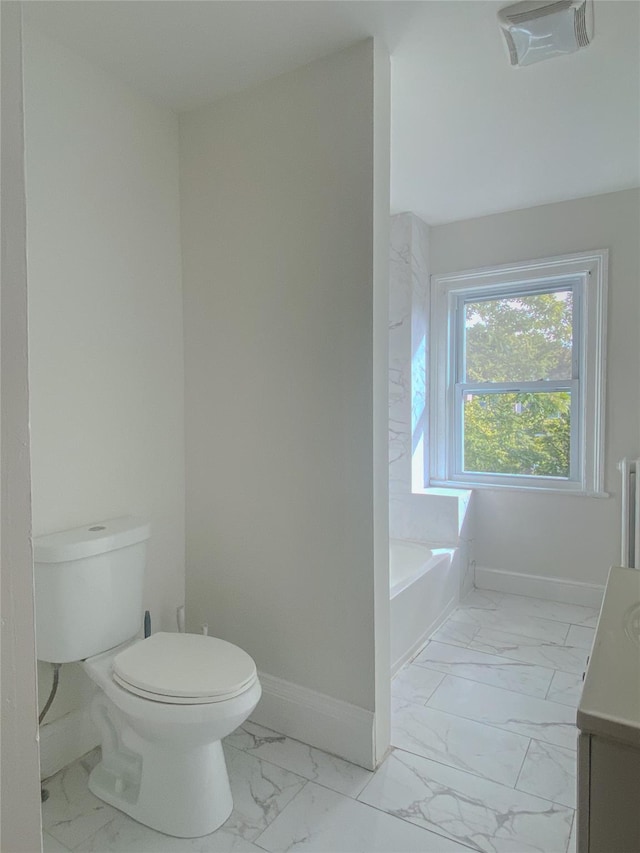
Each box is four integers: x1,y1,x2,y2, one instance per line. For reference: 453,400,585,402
498,0,594,66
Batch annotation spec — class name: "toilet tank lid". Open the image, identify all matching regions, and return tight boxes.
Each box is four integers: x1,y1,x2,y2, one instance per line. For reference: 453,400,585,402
34,516,151,564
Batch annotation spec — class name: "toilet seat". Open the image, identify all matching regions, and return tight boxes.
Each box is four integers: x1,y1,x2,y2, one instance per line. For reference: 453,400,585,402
112,632,258,705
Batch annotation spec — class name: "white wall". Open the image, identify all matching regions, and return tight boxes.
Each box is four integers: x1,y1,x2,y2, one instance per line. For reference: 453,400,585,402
0,5,43,849
389,212,429,515
388,212,474,607
430,189,640,588
371,40,391,765
23,27,185,771
180,40,389,765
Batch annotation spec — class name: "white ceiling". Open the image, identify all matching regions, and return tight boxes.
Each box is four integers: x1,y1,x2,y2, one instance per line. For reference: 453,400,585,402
23,1,640,224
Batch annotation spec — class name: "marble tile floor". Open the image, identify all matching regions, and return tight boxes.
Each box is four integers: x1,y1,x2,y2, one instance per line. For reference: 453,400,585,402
42,589,596,853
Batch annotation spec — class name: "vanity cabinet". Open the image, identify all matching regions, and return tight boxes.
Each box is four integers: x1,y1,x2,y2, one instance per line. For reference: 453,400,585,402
577,731,640,852
577,566,640,853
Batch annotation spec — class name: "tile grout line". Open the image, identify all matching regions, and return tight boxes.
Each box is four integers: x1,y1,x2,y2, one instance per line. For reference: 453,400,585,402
448,616,572,646
259,747,484,853
513,736,579,801
469,590,598,621
566,810,576,853
68,815,120,852
387,742,576,807
362,746,574,838
424,675,581,715
430,627,479,648
545,667,561,701
421,696,578,752
389,690,442,709
385,738,529,791
409,659,557,701
513,736,533,791
223,742,372,802
456,600,598,629
53,601,585,853
513,785,578,813
467,650,586,679
44,831,74,853
47,802,120,853
414,648,556,672
352,767,481,853
251,777,311,851
460,638,588,676
392,702,579,812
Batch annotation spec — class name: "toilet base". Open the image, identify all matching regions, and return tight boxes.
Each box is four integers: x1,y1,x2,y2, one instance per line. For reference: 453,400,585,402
88,734,233,838
82,651,260,838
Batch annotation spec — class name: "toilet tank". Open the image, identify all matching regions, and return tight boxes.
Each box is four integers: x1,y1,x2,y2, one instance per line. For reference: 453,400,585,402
34,517,150,663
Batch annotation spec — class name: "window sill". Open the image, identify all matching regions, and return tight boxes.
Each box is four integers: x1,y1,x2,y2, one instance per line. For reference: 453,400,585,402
412,485,473,499
429,478,610,498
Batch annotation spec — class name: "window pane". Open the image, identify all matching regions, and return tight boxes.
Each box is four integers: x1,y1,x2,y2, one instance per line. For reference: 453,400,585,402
463,391,571,478
465,291,573,382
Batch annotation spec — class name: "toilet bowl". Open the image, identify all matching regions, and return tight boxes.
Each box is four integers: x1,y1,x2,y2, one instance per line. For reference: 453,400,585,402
33,517,261,838
83,633,261,838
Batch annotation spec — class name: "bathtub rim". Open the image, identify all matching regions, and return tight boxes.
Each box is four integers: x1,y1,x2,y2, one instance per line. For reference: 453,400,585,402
389,538,456,600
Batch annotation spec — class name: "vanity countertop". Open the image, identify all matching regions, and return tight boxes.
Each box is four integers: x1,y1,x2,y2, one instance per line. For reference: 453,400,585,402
578,565,640,747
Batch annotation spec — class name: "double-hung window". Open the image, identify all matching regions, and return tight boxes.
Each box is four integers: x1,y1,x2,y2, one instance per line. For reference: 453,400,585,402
430,251,608,495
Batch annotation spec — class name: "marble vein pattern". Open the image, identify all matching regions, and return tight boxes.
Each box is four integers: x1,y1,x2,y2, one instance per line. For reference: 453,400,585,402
450,606,570,644
388,213,412,497
391,697,531,786
43,834,73,853
568,813,577,853
388,212,433,541
516,740,577,809
428,675,579,751
469,628,589,674
414,640,555,698
44,588,590,853
221,746,307,841
79,748,102,774
74,814,265,852
430,620,479,648
546,670,584,708
457,589,505,610
392,662,446,704
358,748,573,853
256,780,471,852
42,760,120,849
224,722,372,798
565,625,596,649
490,593,599,629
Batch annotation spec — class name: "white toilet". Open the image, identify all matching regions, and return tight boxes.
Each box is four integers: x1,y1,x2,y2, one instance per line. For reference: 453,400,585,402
34,517,261,838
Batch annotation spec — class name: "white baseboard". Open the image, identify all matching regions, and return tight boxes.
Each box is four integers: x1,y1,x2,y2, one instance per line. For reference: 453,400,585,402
390,594,456,677
251,672,375,771
40,674,376,776
39,705,100,780
474,565,605,609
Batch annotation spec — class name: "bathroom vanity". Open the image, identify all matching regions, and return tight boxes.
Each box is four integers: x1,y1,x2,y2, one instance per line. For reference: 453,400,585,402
577,566,640,853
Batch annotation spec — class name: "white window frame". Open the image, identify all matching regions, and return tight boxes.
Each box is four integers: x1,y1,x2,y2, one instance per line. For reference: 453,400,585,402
430,250,608,496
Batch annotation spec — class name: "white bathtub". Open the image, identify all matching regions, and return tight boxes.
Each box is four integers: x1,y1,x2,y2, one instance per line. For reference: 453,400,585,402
390,539,459,674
